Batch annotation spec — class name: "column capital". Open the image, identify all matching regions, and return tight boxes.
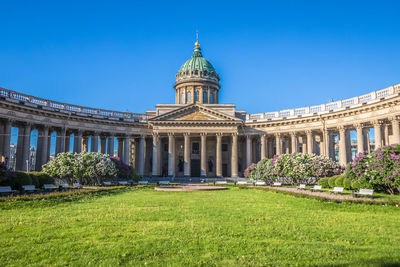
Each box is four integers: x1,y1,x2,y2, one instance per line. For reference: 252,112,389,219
200,132,207,136
215,132,223,136
231,132,238,137
305,129,313,134
389,116,399,122
183,132,190,137
168,132,175,136
93,131,100,136
373,120,383,126
354,123,364,130
289,131,297,136
274,132,281,137
152,132,159,137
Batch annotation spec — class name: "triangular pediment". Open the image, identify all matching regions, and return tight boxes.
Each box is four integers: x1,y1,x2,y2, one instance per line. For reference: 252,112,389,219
149,104,242,123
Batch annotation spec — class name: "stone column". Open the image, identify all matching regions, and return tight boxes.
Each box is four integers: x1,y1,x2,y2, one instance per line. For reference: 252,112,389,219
57,127,66,155
138,135,145,176
306,130,313,154
100,136,106,154
152,133,159,177
200,133,206,177
82,136,88,152
384,123,390,146
246,135,252,167
322,130,329,157
74,130,82,154
123,136,130,165
267,138,273,158
231,133,238,178
290,132,298,154
373,121,383,149
3,120,12,162
362,128,370,152
355,124,364,154
216,133,222,177
275,133,282,155
107,135,115,156
65,133,70,152
329,132,335,160
260,134,266,159
18,123,31,171
183,133,190,177
345,129,352,160
338,126,347,166
117,138,123,158
91,132,99,152
168,133,175,177
41,125,49,167
391,117,400,144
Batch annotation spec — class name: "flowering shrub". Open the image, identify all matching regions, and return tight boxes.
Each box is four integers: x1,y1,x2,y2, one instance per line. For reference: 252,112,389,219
245,153,342,184
110,157,141,181
42,152,117,184
0,162,15,186
347,145,400,194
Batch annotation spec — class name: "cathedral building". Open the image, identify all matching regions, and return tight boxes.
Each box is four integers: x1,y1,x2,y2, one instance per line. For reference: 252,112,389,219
0,41,399,177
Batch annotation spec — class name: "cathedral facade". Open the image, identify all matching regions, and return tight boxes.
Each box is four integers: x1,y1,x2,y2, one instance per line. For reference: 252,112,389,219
0,42,400,177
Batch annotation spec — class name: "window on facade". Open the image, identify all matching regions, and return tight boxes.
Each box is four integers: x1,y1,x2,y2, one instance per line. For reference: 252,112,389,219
195,91,199,102
181,93,184,103
187,92,191,102
192,143,200,154
203,91,208,102
195,71,198,75
210,93,214,103
164,143,168,152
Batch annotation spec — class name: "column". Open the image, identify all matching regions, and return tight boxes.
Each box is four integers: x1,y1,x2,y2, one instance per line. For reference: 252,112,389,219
391,117,400,144
267,138,273,158
355,124,364,153
40,125,49,167
345,129,352,160
117,138,123,158
152,133,159,177
200,133,206,177
107,135,115,156
260,134,266,159
329,132,335,160
374,121,382,149
306,130,313,154
65,133,70,152
231,133,238,178
18,123,31,171
323,130,330,157
384,123,390,146
100,136,107,153
91,132,99,152
56,128,66,155
3,120,12,162
82,136,88,152
168,133,175,177
275,133,282,155
184,133,190,177
290,132,298,154
362,128,370,152
137,135,145,176
216,133,222,177
246,135,252,167
338,126,347,166
74,130,82,153
123,136,130,165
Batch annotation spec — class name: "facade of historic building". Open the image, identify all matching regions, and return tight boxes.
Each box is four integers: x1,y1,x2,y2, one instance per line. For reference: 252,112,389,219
0,42,400,177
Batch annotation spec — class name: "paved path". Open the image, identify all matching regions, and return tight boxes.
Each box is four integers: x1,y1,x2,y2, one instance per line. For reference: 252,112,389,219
257,186,386,204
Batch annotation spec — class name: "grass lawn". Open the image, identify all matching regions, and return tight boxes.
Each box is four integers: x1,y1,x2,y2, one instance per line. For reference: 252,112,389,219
1,187,400,266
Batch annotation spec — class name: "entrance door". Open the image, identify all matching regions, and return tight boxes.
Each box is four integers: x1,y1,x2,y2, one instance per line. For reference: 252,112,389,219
191,159,200,177
222,164,228,177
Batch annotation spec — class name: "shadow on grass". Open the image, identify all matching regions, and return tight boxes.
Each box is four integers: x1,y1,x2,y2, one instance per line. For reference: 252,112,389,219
0,187,147,210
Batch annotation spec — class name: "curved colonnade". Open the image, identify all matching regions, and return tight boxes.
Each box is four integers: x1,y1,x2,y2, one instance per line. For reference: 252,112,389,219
1,83,400,177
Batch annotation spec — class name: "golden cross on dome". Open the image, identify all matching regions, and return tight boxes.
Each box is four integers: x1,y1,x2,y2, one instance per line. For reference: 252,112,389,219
195,30,200,47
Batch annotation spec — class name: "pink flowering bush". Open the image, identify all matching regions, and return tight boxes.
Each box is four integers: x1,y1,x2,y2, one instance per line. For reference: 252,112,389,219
244,153,342,184
347,145,400,194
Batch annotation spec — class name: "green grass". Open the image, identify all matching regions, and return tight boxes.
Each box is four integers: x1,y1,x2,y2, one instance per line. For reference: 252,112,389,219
1,187,400,266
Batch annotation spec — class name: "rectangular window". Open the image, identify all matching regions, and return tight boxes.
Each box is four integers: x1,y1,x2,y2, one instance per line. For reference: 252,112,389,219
192,142,200,154
210,93,214,104
203,92,208,102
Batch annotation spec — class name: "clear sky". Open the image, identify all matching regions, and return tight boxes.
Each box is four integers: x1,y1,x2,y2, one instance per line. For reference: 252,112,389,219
0,0,399,115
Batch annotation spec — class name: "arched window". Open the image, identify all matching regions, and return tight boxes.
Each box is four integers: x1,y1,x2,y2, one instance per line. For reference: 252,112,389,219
210,93,214,104
187,92,191,102
181,93,185,103
195,91,199,102
203,91,208,103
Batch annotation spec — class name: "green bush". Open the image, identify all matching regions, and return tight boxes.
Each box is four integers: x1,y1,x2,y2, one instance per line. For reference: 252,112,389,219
335,175,345,187
328,176,338,188
343,178,352,190
318,177,330,188
37,173,54,187
351,180,373,191
14,172,33,188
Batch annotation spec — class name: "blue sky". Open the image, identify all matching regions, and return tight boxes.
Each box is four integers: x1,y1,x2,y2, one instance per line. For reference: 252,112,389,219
1,0,399,116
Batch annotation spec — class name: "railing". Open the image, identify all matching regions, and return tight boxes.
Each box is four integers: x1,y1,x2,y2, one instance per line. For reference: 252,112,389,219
0,87,148,122
246,84,400,122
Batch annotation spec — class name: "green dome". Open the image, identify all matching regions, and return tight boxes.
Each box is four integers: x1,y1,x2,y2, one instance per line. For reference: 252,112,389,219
179,45,216,73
